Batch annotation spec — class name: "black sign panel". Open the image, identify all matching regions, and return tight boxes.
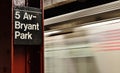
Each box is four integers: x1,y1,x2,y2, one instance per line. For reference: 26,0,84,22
14,7,42,45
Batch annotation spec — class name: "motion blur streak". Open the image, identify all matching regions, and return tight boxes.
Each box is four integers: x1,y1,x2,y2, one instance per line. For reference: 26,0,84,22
45,18,120,73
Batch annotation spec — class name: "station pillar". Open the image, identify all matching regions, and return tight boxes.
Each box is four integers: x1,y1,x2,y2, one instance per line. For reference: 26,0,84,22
0,0,44,73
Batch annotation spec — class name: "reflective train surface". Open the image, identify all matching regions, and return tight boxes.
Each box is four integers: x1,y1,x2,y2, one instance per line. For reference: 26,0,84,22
44,1,120,73
45,18,120,73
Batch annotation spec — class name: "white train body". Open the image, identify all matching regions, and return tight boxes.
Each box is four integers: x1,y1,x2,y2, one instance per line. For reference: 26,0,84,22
45,18,120,73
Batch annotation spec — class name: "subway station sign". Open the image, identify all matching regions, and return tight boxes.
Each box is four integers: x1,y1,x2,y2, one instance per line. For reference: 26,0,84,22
14,7,42,45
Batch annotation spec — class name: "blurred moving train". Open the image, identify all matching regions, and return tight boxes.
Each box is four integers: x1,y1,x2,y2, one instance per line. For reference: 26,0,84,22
44,1,120,73
45,18,120,73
